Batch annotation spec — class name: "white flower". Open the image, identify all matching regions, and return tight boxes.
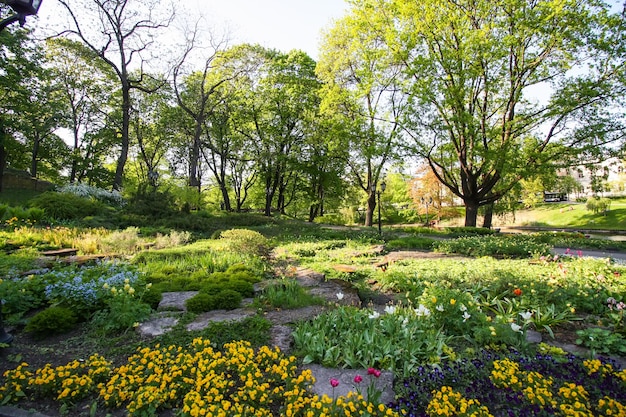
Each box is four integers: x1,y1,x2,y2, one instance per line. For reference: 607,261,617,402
414,304,431,317
336,292,344,300
511,323,523,333
402,317,409,326
436,304,444,312
369,311,380,319
384,305,396,315
460,304,467,312
519,311,533,321
462,311,471,322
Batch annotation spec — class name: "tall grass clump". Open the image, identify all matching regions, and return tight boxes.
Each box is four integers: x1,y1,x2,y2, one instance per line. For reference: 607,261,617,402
435,234,552,258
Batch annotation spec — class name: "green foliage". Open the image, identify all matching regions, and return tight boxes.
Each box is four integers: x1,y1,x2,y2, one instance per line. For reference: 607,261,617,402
213,289,242,310
29,192,106,221
90,294,152,336
185,293,215,314
24,306,78,339
585,197,611,215
293,306,451,376
435,235,552,258
385,236,435,251
254,279,324,310
218,229,270,257
575,328,626,356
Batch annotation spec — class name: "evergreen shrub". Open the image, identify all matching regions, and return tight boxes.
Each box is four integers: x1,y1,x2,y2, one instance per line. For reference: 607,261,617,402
24,306,78,338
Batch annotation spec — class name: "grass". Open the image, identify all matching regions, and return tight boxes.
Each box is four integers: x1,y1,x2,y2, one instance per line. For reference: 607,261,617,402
502,199,626,231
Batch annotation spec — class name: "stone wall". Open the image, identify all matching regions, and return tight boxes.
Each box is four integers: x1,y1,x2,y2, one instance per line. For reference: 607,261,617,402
1,170,55,191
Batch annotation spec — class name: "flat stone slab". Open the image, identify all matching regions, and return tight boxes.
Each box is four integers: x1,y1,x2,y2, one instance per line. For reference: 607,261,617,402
304,364,395,405
186,308,256,331
309,279,361,306
137,315,179,337
158,291,198,311
295,268,326,287
269,324,293,353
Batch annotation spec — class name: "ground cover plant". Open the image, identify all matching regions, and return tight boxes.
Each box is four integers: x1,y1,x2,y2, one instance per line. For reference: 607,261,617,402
0,220,625,416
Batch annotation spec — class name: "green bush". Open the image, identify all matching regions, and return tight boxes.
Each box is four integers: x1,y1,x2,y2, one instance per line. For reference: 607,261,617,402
185,293,215,313
213,289,242,310
223,280,255,298
29,192,105,221
142,286,163,310
24,306,78,339
219,229,270,257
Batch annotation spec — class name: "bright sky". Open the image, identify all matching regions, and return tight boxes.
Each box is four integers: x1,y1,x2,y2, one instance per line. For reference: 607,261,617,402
189,0,349,59
34,0,348,61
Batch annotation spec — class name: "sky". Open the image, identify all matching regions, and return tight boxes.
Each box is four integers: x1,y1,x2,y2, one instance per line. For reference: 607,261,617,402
34,0,350,61
188,0,349,59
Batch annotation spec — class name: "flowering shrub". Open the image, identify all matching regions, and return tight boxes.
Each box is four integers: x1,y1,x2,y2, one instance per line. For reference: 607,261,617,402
43,262,143,313
0,339,400,417
58,183,125,207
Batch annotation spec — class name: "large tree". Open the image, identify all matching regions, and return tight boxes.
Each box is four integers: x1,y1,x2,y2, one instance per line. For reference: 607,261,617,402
344,0,626,226
317,12,407,226
0,18,45,191
56,0,175,190
45,38,118,183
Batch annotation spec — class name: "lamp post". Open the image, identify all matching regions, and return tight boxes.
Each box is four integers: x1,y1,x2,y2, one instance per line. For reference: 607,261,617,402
0,0,42,31
375,181,386,235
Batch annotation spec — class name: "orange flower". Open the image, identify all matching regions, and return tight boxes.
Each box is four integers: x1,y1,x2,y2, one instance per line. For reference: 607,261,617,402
513,288,522,296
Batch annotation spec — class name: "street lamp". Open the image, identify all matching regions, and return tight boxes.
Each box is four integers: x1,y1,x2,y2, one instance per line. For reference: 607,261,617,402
376,181,386,235
421,196,433,227
0,0,42,31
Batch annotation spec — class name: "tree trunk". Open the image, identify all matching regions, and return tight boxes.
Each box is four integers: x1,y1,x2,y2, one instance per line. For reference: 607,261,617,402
482,203,494,228
308,204,319,222
220,184,231,211
30,133,40,178
365,192,376,227
465,200,479,227
113,87,131,191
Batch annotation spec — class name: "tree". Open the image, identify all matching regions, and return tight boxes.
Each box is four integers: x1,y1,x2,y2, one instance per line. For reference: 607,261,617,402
45,38,118,183
317,12,407,226
171,27,230,195
0,18,45,191
345,0,626,227
56,0,175,190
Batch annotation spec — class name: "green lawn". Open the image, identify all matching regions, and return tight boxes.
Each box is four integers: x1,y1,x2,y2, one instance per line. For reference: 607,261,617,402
513,199,626,231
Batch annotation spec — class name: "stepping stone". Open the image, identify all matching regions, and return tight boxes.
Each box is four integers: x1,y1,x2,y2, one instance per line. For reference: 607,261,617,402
304,364,395,405
158,291,198,311
186,308,256,331
137,315,179,337
269,324,293,353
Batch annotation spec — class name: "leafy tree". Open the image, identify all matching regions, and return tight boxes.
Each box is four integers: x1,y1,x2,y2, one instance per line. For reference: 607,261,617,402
45,38,117,184
317,12,407,226
56,0,175,190
0,19,45,191
343,0,626,227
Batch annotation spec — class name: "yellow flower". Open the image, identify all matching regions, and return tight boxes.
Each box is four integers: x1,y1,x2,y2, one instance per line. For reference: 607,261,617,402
450,299,456,305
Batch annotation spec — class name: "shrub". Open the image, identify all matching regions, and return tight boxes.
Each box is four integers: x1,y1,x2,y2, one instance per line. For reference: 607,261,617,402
24,306,78,338
185,293,215,313
219,229,270,257
57,183,125,207
213,289,242,310
29,192,105,221
142,286,163,310
222,280,255,298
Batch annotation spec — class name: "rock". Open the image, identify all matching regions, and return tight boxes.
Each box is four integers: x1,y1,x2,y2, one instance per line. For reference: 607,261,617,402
186,308,256,331
158,291,198,311
137,315,179,337
526,330,542,344
304,364,395,405
269,325,294,353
